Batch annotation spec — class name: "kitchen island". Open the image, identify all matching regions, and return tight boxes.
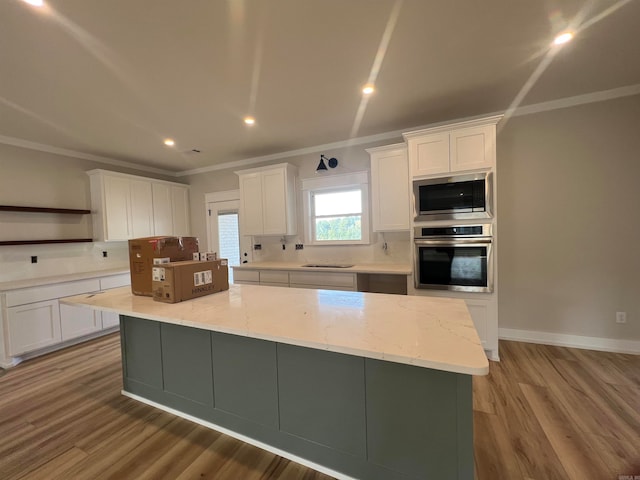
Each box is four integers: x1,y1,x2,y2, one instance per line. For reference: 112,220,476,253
62,284,488,480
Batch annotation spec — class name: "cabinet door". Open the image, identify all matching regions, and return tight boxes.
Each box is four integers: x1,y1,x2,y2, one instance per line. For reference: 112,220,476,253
408,132,449,177
370,147,410,232
101,311,120,329
152,182,173,236
7,300,61,356
464,299,488,348
129,179,154,238
171,185,191,236
450,124,495,172
60,303,102,341
239,173,264,235
261,168,287,235
103,175,131,241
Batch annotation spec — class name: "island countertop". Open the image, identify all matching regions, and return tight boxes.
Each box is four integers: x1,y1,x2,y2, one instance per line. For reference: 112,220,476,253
61,284,488,376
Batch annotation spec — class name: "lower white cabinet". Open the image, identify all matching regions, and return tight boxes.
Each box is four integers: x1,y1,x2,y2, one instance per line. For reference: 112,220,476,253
1,272,131,364
7,300,62,356
289,272,356,291
60,304,102,341
101,312,121,329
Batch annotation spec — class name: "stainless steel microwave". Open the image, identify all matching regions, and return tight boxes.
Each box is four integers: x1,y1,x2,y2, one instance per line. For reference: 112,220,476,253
413,172,493,222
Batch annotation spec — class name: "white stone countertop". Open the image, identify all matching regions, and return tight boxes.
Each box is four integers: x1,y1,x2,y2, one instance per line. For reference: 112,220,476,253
232,261,412,275
61,284,489,376
0,267,130,292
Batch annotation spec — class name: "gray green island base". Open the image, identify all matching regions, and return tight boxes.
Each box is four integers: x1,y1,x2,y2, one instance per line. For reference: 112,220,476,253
120,315,473,480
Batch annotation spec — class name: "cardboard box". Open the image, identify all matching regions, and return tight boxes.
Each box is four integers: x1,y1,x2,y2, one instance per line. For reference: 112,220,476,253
128,236,199,296
152,259,229,303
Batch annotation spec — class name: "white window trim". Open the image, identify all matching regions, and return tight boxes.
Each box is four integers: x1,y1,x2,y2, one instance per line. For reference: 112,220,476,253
301,171,370,245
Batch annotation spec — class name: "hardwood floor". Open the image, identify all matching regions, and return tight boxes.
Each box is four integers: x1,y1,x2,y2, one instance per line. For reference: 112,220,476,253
0,334,638,480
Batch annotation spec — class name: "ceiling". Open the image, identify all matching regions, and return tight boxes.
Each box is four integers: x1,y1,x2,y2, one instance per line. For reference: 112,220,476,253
1,0,639,175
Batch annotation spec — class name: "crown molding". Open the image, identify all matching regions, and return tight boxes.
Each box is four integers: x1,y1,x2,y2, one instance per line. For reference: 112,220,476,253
0,135,177,177
2,83,638,178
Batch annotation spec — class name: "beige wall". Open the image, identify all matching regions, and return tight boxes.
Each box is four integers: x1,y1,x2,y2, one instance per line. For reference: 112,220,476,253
497,95,640,340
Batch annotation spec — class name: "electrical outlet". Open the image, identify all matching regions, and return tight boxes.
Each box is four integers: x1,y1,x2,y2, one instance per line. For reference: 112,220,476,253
254,244,262,250
616,311,627,324
31,255,38,264
102,251,108,258
295,244,304,250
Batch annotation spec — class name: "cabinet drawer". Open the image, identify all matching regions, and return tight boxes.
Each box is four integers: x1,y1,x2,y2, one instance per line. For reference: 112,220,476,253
6,278,101,307
289,272,356,289
233,270,260,283
259,270,289,285
99,273,131,290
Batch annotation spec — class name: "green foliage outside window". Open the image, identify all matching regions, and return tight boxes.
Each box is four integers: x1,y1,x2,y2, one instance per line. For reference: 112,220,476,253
315,216,362,241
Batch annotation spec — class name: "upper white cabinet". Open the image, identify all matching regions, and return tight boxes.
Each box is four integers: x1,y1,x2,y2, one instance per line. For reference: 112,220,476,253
151,183,191,237
235,163,297,236
88,170,190,241
403,116,501,178
367,143,410,232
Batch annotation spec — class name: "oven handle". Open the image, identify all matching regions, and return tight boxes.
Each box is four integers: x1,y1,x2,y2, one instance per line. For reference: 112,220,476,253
414,237,492,246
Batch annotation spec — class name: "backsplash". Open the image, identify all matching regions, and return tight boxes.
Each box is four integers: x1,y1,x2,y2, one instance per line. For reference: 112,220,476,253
250,231,410,264
0,242,129,282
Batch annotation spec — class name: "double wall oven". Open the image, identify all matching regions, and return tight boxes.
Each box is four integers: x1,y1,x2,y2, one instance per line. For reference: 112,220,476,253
412,172,494,293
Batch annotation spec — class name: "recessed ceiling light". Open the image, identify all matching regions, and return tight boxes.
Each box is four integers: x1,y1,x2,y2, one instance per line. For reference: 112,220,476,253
553,32,574,46
163,139,175,146
362,85,375,95
22,0,44,6
244,116,256,126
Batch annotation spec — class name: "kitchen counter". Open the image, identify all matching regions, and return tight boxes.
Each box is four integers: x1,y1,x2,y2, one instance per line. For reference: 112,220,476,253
61,284,487,375
0,267,129,292
62,284,485,479
231,261,411,275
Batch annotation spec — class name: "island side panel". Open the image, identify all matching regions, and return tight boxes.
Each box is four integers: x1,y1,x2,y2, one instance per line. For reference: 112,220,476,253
277,343,367,458
364,358,474,479
119,315,474,480
211,331,279,429
161,323,214,407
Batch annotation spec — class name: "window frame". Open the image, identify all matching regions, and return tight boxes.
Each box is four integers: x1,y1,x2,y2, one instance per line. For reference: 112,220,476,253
301,171,370,246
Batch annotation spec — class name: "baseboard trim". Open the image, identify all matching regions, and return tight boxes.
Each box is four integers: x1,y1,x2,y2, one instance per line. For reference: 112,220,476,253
499,328,640,355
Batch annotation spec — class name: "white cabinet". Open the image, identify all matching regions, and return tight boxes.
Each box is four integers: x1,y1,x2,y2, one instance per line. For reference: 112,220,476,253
403,116,501,178
89,169,190,241
236,163,297,236
367,143,410,232
465,298,498,359
233,269,260,285
171,185,191,236
1,273,130,364
6,300,61,356
152,183,191,237
289,271,356,291
60,304,102,341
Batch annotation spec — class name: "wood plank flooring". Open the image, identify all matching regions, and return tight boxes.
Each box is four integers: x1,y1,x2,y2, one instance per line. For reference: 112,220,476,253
0,334,638,480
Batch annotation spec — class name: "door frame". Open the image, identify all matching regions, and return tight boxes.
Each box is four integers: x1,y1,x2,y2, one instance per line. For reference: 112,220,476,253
204,190,252,264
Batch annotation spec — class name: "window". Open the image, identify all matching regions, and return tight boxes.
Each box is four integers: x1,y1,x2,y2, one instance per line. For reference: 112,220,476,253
302,172,370,245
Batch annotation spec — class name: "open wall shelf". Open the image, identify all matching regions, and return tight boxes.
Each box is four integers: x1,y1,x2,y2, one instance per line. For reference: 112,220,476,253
0,205,93,246
0,205,91,215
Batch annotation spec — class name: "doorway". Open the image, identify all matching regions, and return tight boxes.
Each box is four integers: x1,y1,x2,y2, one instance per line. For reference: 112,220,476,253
206,193,252,283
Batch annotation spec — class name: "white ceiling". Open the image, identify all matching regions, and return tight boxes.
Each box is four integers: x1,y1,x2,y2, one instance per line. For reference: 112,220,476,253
1,0,639,174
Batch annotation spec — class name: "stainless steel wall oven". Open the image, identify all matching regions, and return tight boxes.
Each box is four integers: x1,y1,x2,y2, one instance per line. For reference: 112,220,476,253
414,224,493,292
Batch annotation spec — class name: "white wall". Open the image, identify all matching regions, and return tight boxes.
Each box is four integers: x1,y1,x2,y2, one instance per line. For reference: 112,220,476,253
0,144,174,281
184,141,411,266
